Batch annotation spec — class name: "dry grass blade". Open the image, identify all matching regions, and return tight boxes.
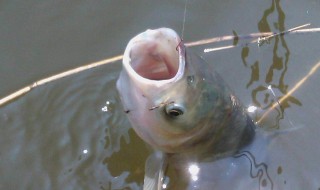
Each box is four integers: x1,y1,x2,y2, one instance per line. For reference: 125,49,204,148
1,24,320,107
252,23,310,44
204,23,314,53
0,55,123,106
257,60,320,124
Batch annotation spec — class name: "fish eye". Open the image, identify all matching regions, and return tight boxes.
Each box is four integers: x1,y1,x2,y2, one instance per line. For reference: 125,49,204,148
165,104,185,117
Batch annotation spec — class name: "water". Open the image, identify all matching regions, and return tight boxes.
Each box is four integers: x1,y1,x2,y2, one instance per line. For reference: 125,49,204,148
1,0,320,189
0,64,149,189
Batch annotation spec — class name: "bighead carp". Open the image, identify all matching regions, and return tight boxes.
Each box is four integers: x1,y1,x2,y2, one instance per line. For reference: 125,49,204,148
116,28,255,160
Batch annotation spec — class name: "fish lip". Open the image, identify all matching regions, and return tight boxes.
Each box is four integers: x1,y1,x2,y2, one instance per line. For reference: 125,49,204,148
122,28,186,87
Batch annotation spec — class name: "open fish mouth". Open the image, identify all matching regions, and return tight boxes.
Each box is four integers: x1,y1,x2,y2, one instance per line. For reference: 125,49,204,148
125,28,180,80
121,28,188,89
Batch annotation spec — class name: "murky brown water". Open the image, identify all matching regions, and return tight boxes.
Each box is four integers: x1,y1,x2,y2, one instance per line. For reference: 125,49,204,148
1,0,320,189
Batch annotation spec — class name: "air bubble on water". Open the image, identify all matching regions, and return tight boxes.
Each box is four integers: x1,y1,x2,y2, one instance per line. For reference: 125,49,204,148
188,164,200,182
161,176,170,189
101,101,111,112
101,106,108,112
162,183,167,189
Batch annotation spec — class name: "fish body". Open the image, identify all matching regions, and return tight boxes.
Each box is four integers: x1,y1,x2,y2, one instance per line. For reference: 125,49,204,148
116,28,255,160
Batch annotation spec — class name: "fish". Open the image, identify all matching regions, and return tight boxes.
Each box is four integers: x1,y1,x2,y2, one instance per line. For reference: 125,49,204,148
116,28,255,161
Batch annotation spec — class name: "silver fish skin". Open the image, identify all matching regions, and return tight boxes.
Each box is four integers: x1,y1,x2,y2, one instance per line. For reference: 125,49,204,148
116,28,255,160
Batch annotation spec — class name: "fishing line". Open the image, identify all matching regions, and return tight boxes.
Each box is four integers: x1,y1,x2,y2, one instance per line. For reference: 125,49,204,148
181,0,188,40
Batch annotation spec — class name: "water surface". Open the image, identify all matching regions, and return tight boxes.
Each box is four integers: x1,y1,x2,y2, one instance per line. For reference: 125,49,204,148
1,0,320,189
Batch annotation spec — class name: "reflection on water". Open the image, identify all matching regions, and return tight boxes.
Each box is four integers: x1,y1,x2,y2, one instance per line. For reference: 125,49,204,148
241,0,302,128
234,151,273,190
103,129,149,185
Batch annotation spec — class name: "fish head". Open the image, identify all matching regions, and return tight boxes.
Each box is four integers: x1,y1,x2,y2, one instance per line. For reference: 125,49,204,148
117,28,255,158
